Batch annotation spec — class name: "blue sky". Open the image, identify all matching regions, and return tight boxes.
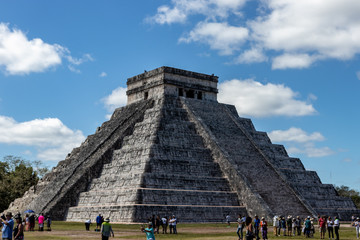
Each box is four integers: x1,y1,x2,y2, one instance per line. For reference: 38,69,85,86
0,0,359,191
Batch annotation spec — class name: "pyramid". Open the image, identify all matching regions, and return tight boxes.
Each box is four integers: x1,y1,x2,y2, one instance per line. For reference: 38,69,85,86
7,66,359,222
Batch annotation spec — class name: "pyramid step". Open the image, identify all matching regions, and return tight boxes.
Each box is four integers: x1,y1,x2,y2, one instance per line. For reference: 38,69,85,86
75,188,240,207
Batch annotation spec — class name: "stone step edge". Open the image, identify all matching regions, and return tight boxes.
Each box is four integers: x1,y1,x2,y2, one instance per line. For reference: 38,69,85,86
68,203,245,209
80,187,237,194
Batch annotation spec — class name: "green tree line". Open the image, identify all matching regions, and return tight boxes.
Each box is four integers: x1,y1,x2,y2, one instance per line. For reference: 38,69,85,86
0,155,48,212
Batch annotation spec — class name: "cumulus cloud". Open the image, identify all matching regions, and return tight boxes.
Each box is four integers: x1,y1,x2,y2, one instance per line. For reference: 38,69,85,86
268,127,325,143
179,22,248,55
149,0,360,69
0,23,91,75
268,128,333,157
147,0,246,24
236,47,268,64
102,87,127,118
218,79,316,117
0,116,85,162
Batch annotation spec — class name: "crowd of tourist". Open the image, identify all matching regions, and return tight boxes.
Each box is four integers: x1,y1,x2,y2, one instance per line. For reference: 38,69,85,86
234,214,360,240
0,211,52,239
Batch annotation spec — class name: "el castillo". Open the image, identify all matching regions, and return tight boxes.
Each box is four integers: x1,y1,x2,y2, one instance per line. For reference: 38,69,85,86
5,66,360,222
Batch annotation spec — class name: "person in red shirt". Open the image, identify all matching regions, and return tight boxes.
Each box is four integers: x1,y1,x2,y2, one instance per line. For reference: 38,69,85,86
319,215,326,239
38,213,45,231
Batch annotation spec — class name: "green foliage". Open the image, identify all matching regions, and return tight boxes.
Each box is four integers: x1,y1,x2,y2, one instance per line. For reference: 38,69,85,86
335,185,360,209
0,155,49,212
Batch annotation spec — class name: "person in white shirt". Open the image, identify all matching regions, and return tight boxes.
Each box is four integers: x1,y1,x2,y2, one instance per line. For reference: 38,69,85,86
354,217,360,239
327,216,334,240
334,216,340,240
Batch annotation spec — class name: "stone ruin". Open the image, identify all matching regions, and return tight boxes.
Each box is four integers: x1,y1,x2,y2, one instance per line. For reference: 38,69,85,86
6,66,359,222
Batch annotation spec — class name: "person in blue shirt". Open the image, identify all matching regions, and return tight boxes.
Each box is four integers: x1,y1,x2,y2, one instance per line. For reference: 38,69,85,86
96,214,102,231
141,222,155,240
1,212,14,240
253,215,260,240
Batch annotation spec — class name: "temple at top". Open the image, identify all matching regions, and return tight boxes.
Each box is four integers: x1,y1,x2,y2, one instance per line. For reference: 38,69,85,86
126,66,218,104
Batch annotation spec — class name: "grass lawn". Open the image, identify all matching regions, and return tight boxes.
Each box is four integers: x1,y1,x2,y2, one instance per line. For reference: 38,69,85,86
22,221,358,240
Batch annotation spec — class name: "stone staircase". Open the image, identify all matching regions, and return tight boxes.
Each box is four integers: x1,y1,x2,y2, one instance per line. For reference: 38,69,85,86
65,97,246,222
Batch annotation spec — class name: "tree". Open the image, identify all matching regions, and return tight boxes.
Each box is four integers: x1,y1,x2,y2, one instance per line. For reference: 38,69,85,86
335,185,360,209
0,155,49,212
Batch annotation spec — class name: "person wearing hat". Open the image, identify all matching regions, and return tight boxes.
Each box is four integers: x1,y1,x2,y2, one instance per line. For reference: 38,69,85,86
333,216,340,240
260,217,268,240
327,216,334,240
100,218,114,240
141,222,155,240
0,212,14,240
253,215,260,240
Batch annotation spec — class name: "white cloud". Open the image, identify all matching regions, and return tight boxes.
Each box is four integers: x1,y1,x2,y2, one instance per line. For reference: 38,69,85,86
271,54,317,70
147,0,246,25
250,0,360,60
150,0,360,69
0,116,85,163
0,23,63,75
236,47,268,64
218,79,316,117
102,87,127,118
268,128,333,158
0,23,92,75
356,71,360,80
99,72,107,77
268,127,325,143
179,21,248,55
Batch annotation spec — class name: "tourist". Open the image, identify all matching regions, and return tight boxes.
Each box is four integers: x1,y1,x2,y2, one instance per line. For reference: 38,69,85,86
292,218,296,236
155,215,161,234
286,215,292,236
354,217,360,239
29,214,35,231
96,214,102,231
304,216,311,238
46,215,52,231
161,216,168,234
280,216,286,236
319,215,326,239
85,219,91,231
1,212,14,240
13,214,24,240
273,215,279,236
170,215,177,234
237,214,245,240
226,214,231,227
168,216,173,234
310,217,315,238
24,214,30,232
253,215,260,240
295,216,302,236
38,213,45,231
334,216,340,240
141,222,155,240
327,216,334,240
245,216,254,240
260,217,268,240
101,218,114,240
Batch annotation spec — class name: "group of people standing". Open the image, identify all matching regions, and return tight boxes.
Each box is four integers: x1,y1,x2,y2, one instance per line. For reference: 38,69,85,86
235,214,344,240
0,211,51,240
148,215,178,234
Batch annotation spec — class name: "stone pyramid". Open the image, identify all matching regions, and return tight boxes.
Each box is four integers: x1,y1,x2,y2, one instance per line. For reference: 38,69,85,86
7,67,359,222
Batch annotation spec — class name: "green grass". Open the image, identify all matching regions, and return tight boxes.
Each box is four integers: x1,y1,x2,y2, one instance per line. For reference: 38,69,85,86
21,221,358,240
